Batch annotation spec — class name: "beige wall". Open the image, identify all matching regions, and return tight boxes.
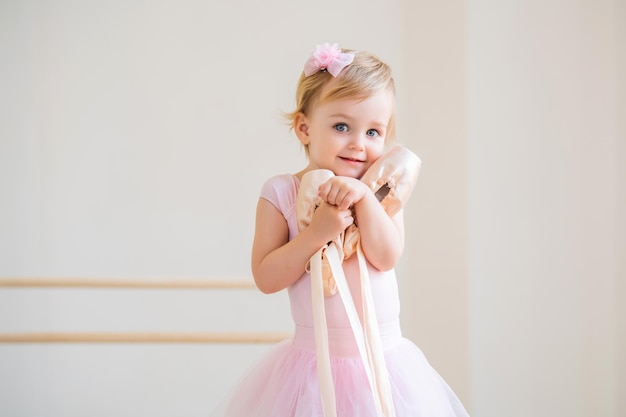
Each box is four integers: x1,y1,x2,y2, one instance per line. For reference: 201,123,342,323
467,1,623,417
399,0,470,406
617,1,626,415
1,1,623,417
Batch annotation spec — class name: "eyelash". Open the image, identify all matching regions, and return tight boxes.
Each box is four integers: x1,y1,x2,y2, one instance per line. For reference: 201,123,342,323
334,123,348,133
333,124,381,138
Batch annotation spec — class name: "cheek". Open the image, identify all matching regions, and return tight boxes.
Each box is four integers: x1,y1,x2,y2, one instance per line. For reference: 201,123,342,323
368,143,386,159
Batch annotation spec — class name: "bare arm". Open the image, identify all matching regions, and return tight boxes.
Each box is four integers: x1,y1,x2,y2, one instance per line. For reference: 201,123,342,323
251,198,354,294
353,191,404,271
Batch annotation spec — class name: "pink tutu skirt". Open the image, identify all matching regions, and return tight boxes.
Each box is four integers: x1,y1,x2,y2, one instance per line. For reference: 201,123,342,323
210,322,469,417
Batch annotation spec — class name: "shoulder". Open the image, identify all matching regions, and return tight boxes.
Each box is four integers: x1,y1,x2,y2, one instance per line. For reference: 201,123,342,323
261,174,299,195
259,174,300,215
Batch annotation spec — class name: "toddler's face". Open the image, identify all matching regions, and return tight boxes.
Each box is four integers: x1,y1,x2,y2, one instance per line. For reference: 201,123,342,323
296,88,394,179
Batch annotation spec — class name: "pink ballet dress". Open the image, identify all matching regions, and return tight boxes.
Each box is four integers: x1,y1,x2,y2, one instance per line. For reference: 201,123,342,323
210,174,470,417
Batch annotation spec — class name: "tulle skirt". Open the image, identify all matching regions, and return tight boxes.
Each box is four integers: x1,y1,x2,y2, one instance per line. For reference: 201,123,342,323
210,323,469,417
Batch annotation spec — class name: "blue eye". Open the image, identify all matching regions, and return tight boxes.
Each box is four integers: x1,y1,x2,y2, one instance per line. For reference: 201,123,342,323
366,129,380,137
334,123,348,133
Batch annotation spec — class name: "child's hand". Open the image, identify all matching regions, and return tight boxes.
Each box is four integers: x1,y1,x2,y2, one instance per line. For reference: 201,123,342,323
318,176,369,210
309,201,354,243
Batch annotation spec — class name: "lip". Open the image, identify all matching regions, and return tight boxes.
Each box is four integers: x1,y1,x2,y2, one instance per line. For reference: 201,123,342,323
339,156,365,165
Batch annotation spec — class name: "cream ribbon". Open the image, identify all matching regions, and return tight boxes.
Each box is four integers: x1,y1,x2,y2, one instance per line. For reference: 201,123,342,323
310,240,396,417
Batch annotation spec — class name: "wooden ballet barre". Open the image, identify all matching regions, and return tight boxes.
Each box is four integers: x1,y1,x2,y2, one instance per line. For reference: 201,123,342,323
0,332,292,344
0,278,256,289
0,278,285,344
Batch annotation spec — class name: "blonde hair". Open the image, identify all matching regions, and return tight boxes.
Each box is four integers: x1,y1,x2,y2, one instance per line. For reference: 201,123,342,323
285,49,396,154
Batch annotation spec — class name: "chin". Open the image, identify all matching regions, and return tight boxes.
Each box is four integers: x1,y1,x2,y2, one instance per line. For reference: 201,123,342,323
334,169,362,179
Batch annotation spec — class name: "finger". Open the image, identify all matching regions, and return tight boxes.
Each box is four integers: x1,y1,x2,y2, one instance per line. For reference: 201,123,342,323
317,184,328,202
337,189,355,210
339,207,352,218
344,215,354,228
338,193,353,210
326,185,341,206
318,182,335,205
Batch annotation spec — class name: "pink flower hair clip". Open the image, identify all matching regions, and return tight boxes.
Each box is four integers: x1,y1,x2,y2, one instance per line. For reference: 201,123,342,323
303,43,355,77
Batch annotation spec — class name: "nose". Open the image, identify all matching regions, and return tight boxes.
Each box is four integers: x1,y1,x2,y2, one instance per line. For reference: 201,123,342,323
348,134,365,150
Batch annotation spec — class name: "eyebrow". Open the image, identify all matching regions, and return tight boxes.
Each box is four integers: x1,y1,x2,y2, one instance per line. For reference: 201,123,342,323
329,113,388,129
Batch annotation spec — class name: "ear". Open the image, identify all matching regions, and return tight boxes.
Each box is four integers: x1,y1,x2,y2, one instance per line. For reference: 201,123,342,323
293,112,310,145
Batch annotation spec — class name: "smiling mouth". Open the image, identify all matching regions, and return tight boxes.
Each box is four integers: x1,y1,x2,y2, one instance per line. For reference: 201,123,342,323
340,156,364,164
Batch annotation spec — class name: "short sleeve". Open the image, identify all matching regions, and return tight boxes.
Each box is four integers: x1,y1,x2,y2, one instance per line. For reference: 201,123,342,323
259,174,299,218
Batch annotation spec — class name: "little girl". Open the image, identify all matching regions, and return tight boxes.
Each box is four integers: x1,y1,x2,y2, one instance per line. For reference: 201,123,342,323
210,43,470,417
